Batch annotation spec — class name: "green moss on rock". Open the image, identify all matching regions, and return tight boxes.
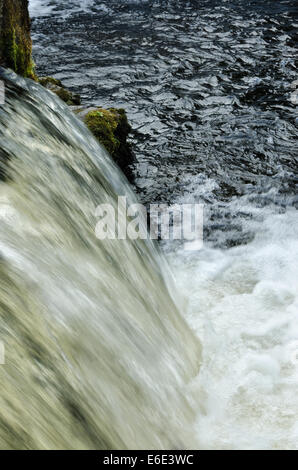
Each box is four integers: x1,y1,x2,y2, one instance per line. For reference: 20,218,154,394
85,109,122,156
38,76,81,105
38,76,62,87
0,0,35,78
84,108,134,176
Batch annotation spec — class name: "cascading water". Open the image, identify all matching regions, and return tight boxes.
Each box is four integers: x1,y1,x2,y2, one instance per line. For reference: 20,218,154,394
0,69,201,450
168,200,298,450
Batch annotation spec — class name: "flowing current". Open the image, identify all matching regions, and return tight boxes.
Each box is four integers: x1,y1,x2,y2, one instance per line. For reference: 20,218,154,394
0,0,297,450
0,70,201,449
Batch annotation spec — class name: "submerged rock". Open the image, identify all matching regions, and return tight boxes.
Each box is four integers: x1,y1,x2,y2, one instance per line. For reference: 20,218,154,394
0,0,34,77
38,76,81,105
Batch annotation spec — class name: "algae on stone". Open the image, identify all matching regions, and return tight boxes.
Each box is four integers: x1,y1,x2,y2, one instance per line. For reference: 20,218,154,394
84,108,134,176
0,0,34,78
38,76,81,106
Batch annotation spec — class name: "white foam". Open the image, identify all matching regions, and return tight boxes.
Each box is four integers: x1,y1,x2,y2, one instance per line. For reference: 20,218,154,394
169,204,298,449
29,0,96,18
29,0,54,17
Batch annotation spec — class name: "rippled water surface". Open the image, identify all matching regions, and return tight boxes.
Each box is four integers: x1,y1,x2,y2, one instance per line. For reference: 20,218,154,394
29,0,298,449
30,0,297,247
31,3,296,199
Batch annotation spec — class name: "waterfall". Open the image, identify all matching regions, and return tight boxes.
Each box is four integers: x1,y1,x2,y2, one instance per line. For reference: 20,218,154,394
0,69,201,450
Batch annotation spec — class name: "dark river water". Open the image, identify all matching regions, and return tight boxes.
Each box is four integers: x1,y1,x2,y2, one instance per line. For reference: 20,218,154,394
30,0,297,246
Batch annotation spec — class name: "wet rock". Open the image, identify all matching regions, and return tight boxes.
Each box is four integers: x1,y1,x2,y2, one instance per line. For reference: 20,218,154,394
38,76,81,105
77,107,134,179
0,0,34,77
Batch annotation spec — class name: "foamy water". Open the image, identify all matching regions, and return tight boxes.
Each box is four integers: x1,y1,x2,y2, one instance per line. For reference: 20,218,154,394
170,202,298,449
29,0,97,17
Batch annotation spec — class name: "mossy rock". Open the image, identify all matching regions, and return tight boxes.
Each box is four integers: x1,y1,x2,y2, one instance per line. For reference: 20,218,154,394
84,108,134,177
0,0,35,78
38,76,81,105
38,76,62,87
